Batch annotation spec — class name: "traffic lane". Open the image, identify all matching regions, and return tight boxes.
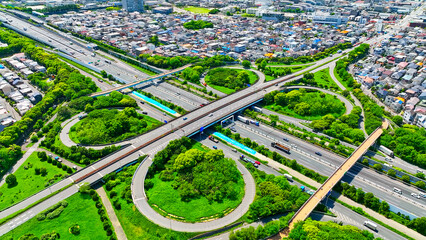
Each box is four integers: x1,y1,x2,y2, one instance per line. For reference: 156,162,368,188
158,81,208,105
197,134,398,240
195,134,280,177
321,199,405,240
2,14,149,83
131,94,174,122
154,83,203,109
230,123,426,216
141,84,196,111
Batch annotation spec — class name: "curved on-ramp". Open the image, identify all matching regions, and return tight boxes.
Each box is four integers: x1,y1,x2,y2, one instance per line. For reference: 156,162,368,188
131,156,256,232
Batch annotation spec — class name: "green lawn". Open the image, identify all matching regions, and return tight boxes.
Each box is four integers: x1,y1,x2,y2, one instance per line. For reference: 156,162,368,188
2,193,108,240
205,68,258,95
265,75,275,81
333,66,352,90
104,164,198,240
313,68,341,90
184,6,211,14
146,172,245,222
0,152,69,211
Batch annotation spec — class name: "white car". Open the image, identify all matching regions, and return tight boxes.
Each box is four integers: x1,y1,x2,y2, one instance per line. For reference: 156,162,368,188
209,113,213,117
411,193,420,199
232,149,237,152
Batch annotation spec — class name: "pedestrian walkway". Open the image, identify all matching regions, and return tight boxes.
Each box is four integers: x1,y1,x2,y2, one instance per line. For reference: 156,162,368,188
96,187,128,240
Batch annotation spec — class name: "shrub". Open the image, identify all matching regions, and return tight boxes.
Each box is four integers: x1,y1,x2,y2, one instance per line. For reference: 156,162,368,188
36,213,46,221
52,160,57,166
96,202,102,209
62,165,67,171
373,164,382,172
401,175,411,183
47,206,65,219
109,190,117,198
113,200,121,210
69,224,80,235
67,168,73,174
92,193,99,201
34,167,41,175
30,135,38,143
47,157,52,163
40,168,47,176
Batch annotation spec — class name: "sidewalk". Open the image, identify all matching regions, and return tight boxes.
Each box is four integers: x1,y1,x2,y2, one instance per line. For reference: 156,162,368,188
254,152,423,240
96,187,128,240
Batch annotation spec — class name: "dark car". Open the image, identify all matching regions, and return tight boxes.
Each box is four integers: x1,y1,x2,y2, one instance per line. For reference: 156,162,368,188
212,146,217,149
142,111,148,115
315,152,322,156
283,138,289,142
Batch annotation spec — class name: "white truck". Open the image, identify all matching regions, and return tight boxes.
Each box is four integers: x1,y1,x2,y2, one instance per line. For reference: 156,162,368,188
378,145,394,158
237,116,249,124
364,221,377,231
252,106,262,113
284,174,293,181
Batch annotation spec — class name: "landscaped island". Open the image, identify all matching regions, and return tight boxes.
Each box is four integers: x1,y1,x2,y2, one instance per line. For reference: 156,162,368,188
145,138,245,222
70,107,162,145
263,89,346,120
205,68,258,94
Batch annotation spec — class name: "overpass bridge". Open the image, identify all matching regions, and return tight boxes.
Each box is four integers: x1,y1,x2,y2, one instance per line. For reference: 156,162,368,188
273,120,389,238
89,64,191,97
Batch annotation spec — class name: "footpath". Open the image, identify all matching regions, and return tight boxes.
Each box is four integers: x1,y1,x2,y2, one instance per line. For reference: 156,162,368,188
96,187,128,240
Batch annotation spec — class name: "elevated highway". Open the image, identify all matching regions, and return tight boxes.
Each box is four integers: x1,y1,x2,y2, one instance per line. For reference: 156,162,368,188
276,120,389,238
89,64,191,97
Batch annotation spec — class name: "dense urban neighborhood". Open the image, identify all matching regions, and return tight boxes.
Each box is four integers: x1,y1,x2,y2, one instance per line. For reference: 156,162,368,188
0,0,425,240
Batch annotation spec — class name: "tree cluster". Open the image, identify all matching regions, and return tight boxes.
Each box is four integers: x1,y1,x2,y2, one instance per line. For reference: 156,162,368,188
335,43,369,89
258,64,292,78
379,125,426,168
74,107,158,145
264,89,345,118
311,106,365,144
289,219,379,240
209,9,220,14
40,4,78,14
352,88,383,134
183,20,214,30
149,137,242,203
138,54,198,69
206,68,251,90
230,214,292,240
0,29,96,176
255,42,352,65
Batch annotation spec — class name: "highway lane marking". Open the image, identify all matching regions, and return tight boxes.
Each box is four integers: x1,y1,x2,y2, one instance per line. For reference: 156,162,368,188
91,166,96,170
98,172,103,178
131,145,136,149
236,123,426,212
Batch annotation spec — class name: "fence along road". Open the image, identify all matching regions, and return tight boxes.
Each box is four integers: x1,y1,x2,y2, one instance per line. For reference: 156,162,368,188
274,120,389,238
89,64,192,97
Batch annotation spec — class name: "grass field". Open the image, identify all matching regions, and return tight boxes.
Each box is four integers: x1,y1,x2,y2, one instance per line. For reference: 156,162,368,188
184,6,211,14
146,172,245,222
313,68,341,90
2,193,108,240
105,164,198,240
0,152,68,211
266,61,311,66
205,68,258,95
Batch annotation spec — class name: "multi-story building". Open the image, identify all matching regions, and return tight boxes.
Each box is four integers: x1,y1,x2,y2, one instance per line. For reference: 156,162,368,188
123,0,144,12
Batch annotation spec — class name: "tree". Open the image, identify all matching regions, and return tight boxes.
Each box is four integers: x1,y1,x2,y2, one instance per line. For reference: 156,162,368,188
415,180,426,189
387,169,396,178
148,35,160,47
242,60,251,68
100,70,108,78
392,115,403,126
401,174,411,183
6,174,17,186
407,217,426,235
372,164,382,172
